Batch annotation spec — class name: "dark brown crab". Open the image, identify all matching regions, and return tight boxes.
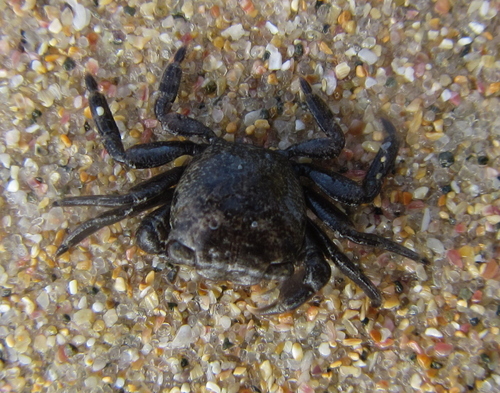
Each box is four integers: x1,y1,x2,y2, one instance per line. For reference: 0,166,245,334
55,46,428,314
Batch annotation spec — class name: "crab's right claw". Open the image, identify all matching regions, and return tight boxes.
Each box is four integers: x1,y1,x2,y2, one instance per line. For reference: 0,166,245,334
256,234,332,315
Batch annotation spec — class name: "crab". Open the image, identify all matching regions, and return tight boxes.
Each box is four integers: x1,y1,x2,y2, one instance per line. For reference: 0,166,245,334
55,46,428,314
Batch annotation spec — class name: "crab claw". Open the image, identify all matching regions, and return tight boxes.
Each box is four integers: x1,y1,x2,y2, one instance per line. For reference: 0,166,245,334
255,266,318,315
255,234,332,315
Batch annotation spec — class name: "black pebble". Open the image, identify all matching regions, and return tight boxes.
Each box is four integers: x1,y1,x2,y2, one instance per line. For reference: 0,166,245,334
438,151,455,168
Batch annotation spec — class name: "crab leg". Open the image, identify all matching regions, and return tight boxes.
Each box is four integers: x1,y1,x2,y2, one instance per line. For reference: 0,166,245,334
258,231,332,315
295,163,370,205
120,141,206,169
308,220,382,307
54,166,184,207
160,113,217,141
86,73,206,169
154,46,187,122
296,118,399,205
362,118,400,200
299,78,345,153
279,79,346,159
55,167,183,256
279,78,346,159
305,188,429,264
55,192,171,257
282,137,343,159
153,46,217,140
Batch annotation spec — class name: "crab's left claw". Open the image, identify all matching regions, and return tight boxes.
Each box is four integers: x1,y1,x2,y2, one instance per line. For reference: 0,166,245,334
255,233,331,315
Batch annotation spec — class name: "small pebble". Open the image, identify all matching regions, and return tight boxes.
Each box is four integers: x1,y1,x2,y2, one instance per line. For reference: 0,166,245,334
413,187,429,199
340,366,361,378
281,59,291,71
295,120,305,131
7,180,19,192
410,373,422,389
10,74,23,88
434,342,454,356
67,0,91,31
206,382,221,393
477,156,488,165
440,89,452,101
244,110,261,126
427,238,445,255
103,309,118,327
358,48,378,65
292,342,303,361
68,280,78,295
171,325,196,348
438,151,455,167
92,357,107,372
254,119,270,129
221,24,246,40
36,291,50,310
425,328,443,338
181,1,193,18
266,44,282,70
335,62,351,79
468,22,485,34
439,38,454,50
48,18,63,34
318,342,331,357
260,360,272,379
421,207,431,232
324,71,337,95
114,277,126,292
6,129,20,146
458,37,472,46
233,366,247,376
218,316,231,330
365,77,377,88
265,21,279,35
73,309,95,326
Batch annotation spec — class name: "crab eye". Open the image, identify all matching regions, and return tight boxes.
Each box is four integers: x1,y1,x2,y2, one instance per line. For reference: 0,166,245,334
168,240,195,264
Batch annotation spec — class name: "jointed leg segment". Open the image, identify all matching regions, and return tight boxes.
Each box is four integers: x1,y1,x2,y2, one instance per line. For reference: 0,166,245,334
259,231,332,315
308,220,383,307
54,166,185,208
55,167,183,256
298,78,345,151
86,73,207,169
55,191,173,257
280,78,346,160
305,188,429,265
154,46,187,122
294,118,400,205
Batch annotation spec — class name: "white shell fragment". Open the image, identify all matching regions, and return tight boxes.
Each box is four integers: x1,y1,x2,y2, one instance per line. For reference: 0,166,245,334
221,24,247,41
335,62,351,79
66,0,91,31
266,43,283,70
358,48,378,65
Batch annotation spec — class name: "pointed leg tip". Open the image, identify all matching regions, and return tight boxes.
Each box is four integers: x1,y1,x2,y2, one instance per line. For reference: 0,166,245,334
380,118,396,136
250,302,289,316
421,257,431,265
371,298,382,308
174,46,187,63
55,245,69,257
85,74,98,92
299,77,312,94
